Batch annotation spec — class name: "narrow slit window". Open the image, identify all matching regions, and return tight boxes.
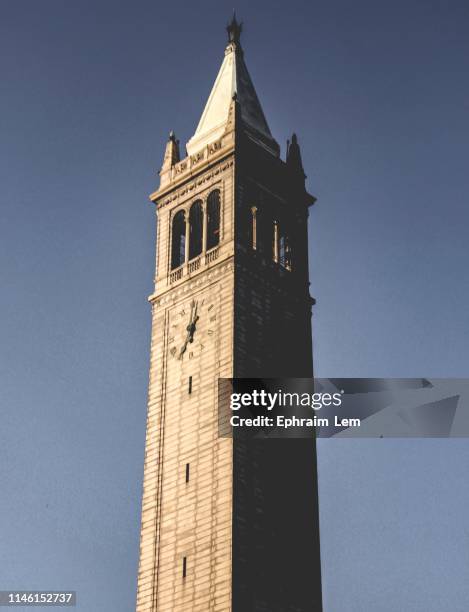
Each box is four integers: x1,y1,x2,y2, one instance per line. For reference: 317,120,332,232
279,228,292,270
182,556,187,579
188,376,192,394
185,463,190,483
273,220,279,263
251,206,257,250
284,235,292,270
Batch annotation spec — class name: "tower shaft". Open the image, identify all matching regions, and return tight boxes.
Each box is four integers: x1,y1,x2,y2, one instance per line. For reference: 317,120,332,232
136,21,322,611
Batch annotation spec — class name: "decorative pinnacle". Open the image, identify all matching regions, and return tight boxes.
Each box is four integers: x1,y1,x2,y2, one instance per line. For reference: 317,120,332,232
227,11,242,44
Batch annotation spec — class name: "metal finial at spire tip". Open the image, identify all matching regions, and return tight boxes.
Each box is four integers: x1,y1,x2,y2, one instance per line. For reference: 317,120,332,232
227,11,242,44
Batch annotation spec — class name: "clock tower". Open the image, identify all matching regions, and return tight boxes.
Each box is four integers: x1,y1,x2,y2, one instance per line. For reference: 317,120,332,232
136,16,323,612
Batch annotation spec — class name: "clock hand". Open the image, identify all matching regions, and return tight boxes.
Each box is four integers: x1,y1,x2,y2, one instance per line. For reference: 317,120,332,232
179,320,194,360
178,300,200,359
178,337,189,359
186,300,199,343
189,300,194,322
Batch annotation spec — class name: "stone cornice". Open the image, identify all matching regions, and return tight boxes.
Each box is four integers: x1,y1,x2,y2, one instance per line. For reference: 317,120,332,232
151,157,234,212
150,138,235,207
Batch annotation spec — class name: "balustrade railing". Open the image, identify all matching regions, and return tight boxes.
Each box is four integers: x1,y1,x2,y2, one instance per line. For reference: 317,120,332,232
169,248,219,284
169,267,183,283
205,247,219,264
188,257,201,273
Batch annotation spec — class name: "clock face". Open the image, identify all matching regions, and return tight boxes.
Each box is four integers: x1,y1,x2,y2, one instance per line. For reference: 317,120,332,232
167,292,219,362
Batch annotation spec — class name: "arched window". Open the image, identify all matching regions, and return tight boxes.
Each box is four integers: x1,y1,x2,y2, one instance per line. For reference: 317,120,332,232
171,210,186,269
206,190,220,250
255,208,272,256
189,200,203,260
279,234,286,265
278,227,292,270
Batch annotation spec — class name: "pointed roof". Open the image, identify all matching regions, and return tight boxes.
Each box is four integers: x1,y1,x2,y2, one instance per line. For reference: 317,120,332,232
186,16,279,157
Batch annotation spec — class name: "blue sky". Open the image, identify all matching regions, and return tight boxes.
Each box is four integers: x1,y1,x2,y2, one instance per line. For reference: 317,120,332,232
1,1,468,610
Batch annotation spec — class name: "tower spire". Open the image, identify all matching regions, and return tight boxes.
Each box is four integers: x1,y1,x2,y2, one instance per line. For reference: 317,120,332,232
227,11,242,45
186,14,279,157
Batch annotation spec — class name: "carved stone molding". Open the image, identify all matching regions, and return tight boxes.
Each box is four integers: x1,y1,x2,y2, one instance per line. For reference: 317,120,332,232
150,261,234,309
157,159,234,211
